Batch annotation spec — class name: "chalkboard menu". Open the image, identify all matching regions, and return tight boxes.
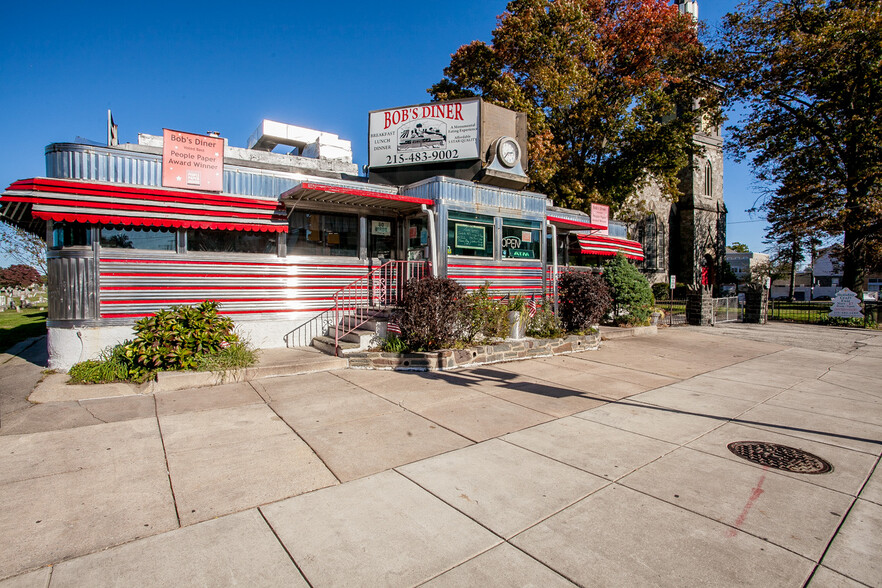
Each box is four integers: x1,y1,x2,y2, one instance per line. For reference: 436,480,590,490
455,224,486,250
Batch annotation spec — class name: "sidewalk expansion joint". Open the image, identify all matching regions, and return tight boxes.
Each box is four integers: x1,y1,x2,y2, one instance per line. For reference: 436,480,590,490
257,508,316,588
153,395,182,528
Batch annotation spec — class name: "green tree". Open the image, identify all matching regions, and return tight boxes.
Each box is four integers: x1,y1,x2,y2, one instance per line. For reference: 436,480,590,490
712,0,882,292
728,242,749,253
430,0,716,212
602,253,654,324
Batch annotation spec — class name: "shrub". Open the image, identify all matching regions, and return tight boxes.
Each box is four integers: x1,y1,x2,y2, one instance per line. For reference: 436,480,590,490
68,301,256,383
817,316,878,329
462,284,509,342
526,303,565,338
558,271,612,332
602,253,655,325
121,300,241,380
379,332,409,353
652,282,671,301
398,277,468,351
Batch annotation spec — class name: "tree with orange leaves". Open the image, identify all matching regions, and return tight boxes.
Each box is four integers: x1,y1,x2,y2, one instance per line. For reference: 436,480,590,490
430,0,716,212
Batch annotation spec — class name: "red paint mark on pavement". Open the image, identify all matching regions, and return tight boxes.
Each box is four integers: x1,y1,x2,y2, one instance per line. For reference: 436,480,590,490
726,469,767,538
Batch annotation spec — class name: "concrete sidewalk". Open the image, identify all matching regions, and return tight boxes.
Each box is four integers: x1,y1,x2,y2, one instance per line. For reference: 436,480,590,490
1,324,880,586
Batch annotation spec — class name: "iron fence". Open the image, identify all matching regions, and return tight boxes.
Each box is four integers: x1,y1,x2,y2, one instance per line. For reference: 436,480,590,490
664,298,688,326
768,300,832,323
768,300,880,326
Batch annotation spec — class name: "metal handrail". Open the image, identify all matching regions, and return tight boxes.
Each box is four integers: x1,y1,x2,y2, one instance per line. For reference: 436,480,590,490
333,260,429,355
283,308,336,348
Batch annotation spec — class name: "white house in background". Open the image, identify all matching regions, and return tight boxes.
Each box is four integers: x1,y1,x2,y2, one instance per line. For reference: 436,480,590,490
770,245,843,300
725,248,769,283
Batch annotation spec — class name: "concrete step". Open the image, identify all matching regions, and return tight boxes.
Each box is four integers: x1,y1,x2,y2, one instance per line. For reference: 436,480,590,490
311,335,362,356
340,329,378,346
600,325,658,340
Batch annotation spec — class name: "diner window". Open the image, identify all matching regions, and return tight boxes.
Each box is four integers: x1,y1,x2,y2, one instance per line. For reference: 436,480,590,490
406,217,429,260
51,222,92,249
99,225,176,251
501,218,541,260
447,211,493,258
368,217,396,260
186,228,277,254
287,211,358,257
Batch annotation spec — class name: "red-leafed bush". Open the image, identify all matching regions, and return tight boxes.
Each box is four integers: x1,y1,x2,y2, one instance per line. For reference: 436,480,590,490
0,265,42,288
558,270,612,332
398,277,468,351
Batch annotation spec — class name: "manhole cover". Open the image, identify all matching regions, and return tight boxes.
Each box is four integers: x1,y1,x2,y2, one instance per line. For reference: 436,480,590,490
727,441,833,474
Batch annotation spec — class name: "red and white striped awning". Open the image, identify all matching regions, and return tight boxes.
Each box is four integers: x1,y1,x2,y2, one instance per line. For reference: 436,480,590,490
576,234,644,261
281,181,433,212
546,214,606,231
1,178,289,233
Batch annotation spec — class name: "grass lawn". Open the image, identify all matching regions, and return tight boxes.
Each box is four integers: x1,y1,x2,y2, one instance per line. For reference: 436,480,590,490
0,307,48,352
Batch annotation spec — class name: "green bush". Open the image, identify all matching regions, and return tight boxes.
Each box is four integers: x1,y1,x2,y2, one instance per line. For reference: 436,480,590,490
558,271,612,332
398,277,468,351
652,282,671,301
462,284,509,342
68,300,255,383
817,316,878,329
526,303,565,338
379,332,409,353
121,300,241,380
602,253,654,325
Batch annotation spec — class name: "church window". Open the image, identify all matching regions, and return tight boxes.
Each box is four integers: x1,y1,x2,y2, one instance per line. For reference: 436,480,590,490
704,162,713,197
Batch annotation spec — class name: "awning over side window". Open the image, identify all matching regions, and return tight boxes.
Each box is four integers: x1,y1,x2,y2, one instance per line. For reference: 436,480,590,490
281,181,433,212
546,213,606,231
576,234,645,261
1,178,289,233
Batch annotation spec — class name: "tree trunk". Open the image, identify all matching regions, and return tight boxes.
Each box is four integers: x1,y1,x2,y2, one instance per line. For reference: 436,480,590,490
841,226,866,293
788,237,801,301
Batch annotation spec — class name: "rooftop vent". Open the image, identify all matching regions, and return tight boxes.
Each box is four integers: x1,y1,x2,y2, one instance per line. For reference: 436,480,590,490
247,120,352,163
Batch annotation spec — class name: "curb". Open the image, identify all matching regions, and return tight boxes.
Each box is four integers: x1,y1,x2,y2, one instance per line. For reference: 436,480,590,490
600,325,658,340
27,355,348,403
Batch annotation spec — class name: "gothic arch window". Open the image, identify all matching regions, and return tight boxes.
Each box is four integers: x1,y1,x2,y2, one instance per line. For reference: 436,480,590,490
639,214,659,270
704,161,713,197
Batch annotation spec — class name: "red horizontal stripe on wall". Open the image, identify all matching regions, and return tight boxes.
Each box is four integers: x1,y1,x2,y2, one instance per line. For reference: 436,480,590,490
448,275,542,281
100,285,344,291
100,258,288,267
448,264,541,270
462,285,540,290
100,259,368,270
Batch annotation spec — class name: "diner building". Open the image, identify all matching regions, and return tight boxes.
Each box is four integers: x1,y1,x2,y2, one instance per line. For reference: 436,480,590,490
1,100,644,369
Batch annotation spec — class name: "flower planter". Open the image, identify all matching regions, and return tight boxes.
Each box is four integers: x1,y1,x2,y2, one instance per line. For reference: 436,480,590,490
347,332,601,371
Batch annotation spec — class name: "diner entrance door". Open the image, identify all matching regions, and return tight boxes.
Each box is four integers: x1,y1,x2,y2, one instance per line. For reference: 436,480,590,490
367,217,397,262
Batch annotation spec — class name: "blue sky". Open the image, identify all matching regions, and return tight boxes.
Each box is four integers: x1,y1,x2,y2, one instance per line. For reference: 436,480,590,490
0,0,766,267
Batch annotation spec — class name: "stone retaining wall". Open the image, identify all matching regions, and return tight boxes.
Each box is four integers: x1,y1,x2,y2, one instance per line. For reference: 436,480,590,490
347,332,601,371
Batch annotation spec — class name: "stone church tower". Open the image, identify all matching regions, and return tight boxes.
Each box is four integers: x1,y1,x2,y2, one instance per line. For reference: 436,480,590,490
631,0,727,291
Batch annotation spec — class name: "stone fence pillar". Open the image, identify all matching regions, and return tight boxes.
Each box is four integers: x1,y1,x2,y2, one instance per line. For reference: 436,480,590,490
743,287,768,324
686,289,714,326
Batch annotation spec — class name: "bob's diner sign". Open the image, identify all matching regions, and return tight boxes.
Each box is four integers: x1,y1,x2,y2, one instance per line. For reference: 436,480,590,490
369,99,480,169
